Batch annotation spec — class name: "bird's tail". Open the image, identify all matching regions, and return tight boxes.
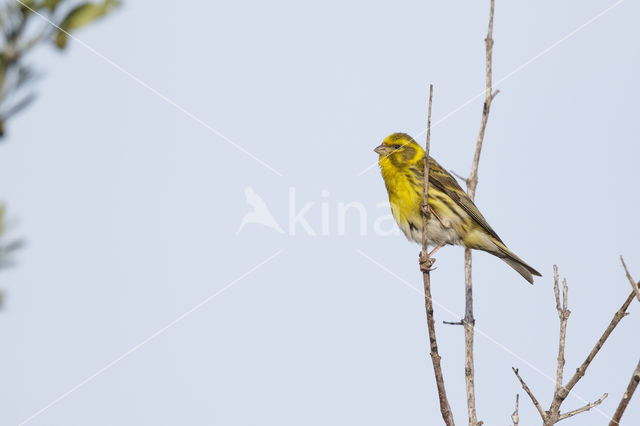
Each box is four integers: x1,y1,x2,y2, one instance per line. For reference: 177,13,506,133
464,231,542,284
495,244,541,285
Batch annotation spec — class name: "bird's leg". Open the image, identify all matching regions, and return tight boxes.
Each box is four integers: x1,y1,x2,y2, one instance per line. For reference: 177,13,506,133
419,202,446,272
419,244,444,272
428,243,445,258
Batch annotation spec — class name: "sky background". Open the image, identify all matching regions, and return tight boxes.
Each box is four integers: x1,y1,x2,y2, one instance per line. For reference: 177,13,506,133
1,0,640,424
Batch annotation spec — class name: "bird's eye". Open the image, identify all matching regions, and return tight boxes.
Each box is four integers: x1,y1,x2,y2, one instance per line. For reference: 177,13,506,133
393,144,402,150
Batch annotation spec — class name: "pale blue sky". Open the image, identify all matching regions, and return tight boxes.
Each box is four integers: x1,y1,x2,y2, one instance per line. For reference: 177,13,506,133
1,0,639,425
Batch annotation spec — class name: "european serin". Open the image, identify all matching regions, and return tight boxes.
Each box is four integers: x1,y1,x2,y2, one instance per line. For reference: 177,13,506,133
375,132,541,284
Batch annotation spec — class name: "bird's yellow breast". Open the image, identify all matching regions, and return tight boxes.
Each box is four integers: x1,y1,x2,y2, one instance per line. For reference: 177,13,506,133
379,156,462,246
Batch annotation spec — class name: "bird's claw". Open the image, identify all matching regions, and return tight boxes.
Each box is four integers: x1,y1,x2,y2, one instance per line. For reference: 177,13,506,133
419,252,437,272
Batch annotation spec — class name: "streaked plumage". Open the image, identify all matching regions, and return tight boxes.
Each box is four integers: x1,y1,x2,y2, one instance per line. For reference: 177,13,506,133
375,132,541,284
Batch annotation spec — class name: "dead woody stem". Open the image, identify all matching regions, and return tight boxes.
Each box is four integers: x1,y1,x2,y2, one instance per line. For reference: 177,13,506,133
461,1,497,424
511,394,520,426
420,86,455,426
609,359,640,425
608,257,640,425
513,264,637,424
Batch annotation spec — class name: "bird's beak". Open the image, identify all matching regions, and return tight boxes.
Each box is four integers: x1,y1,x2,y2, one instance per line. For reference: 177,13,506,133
374,144,389,155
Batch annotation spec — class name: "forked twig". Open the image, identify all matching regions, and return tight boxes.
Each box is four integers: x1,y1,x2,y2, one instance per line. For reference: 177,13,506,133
552,266,570,403
513,265,636,424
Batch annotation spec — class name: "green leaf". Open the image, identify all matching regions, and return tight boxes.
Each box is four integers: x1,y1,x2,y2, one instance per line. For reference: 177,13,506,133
54,0,121,49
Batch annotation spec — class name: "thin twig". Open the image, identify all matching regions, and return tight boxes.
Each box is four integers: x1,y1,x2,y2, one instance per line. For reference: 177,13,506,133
610,257,640,425
557,393,608,421
548,290,636,418
450,170,467,184
467,0,497,200
552,266,570,407
512,368,545,419
620,256,640,303
462,1,496,424
513,266,636,424
511,394,519,426
609,359,640,425
421,85,455,426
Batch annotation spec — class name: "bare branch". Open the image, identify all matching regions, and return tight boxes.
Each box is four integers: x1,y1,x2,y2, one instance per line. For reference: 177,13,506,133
558,393,608,421
511,394,520,426
552,266,571,404
609,359,640,425
467,0,496,200
420,85,455,426
462,1,496,424
512,368,545,419
544,264,635,424
513,266,636,424
449,169,468,184
608,258,640,425
620,256,640,303
552,290,635,412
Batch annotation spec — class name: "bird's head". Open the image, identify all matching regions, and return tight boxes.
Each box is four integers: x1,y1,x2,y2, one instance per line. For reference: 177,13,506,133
374,133,424,168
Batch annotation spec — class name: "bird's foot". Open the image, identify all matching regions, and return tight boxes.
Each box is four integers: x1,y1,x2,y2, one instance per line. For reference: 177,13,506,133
419,252,437,272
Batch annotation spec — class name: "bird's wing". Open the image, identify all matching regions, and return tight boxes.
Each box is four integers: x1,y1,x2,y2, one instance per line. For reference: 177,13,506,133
427,157,504,244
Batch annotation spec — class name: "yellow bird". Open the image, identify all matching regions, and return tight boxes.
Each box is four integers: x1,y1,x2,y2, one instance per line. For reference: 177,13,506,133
375,132,541,284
